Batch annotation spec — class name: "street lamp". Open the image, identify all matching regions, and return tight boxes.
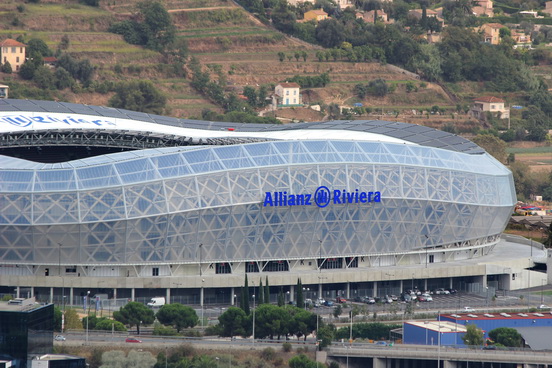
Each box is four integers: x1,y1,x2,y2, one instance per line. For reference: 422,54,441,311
86,290,90,345
201,278,205,328
252,294,256,345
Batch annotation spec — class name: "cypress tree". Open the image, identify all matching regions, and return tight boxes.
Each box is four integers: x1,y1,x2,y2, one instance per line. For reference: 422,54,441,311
243,274,250,315
278,287,284,307
296,278,304,309
265,276,270,304
259,279,264,305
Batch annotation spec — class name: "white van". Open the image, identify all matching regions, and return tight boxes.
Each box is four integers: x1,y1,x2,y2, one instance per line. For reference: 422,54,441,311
147,297,166,308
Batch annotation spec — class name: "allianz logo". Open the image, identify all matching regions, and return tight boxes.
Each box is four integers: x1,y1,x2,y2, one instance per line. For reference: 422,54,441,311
263,186,381,208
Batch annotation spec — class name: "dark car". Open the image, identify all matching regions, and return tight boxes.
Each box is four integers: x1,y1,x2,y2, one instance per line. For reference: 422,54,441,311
447,288,458,294
324,300,334,307
125,337,142,343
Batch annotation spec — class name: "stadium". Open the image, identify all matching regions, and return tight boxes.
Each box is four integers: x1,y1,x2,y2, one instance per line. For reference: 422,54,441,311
0,99,544,307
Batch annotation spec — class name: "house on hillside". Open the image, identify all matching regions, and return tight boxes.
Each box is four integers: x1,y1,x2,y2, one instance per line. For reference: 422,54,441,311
0,39,26,72
356,9,392,24
472,0,494,17
479,23,504,45
0,84,8,99
273,82,302,108
407,9,444,27
43,56,58,68
334,0,354,8
470,96,510,120
543,1,552,16
302,9,329,22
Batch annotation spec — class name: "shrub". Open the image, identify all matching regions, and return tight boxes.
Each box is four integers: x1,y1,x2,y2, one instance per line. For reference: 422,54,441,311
261,347,276,361
282,342,292,352
1,62,12,74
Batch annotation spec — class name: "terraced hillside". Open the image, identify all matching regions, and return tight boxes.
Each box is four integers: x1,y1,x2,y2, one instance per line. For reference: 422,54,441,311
0,0,453,120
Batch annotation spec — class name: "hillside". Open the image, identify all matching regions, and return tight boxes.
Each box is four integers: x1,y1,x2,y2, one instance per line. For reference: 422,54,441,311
0,0,467,121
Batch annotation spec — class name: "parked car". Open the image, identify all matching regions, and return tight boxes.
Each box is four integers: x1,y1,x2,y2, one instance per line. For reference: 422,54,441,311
374,341,387,346
537,304,551,310
446,288,458,294
422,293,433,302
125,337,142,343
366,297,376,304
417,296,426,302
402,293,412,303
54,335,66,341
324,300,334,307
463,307,475,313
336,296,347,303
390,295,398,301
435,288,450,295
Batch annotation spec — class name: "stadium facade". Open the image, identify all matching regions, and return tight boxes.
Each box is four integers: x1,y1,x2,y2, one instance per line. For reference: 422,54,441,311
0,99,542,307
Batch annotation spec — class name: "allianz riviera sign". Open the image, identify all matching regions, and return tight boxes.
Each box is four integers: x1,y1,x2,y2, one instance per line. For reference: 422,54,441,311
263,186,382,208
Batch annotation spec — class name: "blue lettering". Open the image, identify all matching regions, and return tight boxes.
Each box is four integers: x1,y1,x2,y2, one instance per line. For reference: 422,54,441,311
333,190,341,204
374,191,381,202
263,192,274,207
359,192,367,203
346,191,354,204
304,194,312,205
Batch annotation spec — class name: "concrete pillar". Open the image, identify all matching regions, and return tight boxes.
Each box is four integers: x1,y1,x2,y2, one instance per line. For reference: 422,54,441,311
373,357,386,368
200,286,204,307
346,282,350,299
69,288,73,307
131,288,135,301
113,288,117,300
49,287,54,304
166,288,171,304
373,281,378,297
424,279,428,291
231,287,235,305
16,286,20,298
317,284,321,300
449,278,453,289
399,280,403,293
30,286,34,299
443,360,457,368
291,285,295,302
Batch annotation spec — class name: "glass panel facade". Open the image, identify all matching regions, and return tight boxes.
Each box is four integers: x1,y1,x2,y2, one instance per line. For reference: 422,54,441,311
0,140,516,265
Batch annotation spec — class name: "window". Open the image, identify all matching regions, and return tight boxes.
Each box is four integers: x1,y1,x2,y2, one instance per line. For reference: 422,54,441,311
11,47,16,53
152,267,159,276
286,90,289,95
246,262,259,273
66,267,77,274
16,57,19,62
216,263,231,274
491,105,495,109
429,255,434,263
346,257,358,268
263,260,289,272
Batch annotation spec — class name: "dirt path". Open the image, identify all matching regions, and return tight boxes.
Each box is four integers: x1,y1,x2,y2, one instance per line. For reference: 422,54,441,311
168,6,235,13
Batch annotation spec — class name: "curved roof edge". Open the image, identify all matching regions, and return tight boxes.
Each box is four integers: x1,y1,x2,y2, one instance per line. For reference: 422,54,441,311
0,99,486,154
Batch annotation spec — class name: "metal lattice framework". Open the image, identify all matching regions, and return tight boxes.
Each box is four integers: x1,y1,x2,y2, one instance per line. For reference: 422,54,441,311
0,139,515,266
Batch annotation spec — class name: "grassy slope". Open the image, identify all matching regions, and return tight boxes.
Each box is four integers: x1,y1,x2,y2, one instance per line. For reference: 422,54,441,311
0,0,460,120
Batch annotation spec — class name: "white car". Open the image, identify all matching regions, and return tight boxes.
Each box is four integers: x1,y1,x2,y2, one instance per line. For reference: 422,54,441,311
54,335,66,341
537,304,551,310
422,293,433,302
463,307,475,313
435,288,450,295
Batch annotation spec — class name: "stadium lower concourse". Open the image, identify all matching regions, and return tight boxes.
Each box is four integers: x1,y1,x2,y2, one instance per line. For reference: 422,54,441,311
0,99,546,307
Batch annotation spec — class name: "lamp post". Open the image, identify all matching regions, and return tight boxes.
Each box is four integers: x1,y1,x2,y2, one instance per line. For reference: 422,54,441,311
58,243,64,308
86,290,90,345
201,278,205,328
541,279,545,305
252,294,256,345
437,311,441,368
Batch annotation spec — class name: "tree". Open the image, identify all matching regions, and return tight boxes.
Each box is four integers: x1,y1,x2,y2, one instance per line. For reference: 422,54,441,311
296,279,304,309
113,301,154,334
32,66,55,90
315,19,346,48
54,307,62,332
156,303,198,332
471,134,507,164
462,324,484,347
1,61,12,74
95,319,127,331
278,52,286,62
278,288,285,307
241,274,250,315
264,276,270,304
64,308,83,330
289,354,317,368
27,38,52,57
259,279,265,305
217,307,249,338
108,80,167,114
243,86,257,107
488,327,522,347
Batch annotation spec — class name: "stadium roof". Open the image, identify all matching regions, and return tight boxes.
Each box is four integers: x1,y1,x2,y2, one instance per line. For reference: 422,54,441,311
0,99,486,154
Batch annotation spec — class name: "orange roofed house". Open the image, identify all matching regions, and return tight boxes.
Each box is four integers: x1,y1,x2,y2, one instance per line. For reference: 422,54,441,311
302,9,329,22
479,23,504,45
0,39,26,72
273,82,302,108
470,96,510,120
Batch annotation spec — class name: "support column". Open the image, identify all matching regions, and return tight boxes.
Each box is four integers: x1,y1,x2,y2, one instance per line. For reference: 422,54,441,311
166,288,171,304
399,280,403,293
290,285,295,302
449,278,453,289
131,288,135,302
16,286,20,298
113,288,117,300
346,282,350,299
200,286,204,307
69,288,74,307
424,279,428,291
373,357,386,368
231,287,235,305
49,287,54,304
373,281,378,297
30,286,34,299
317,284,321,301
